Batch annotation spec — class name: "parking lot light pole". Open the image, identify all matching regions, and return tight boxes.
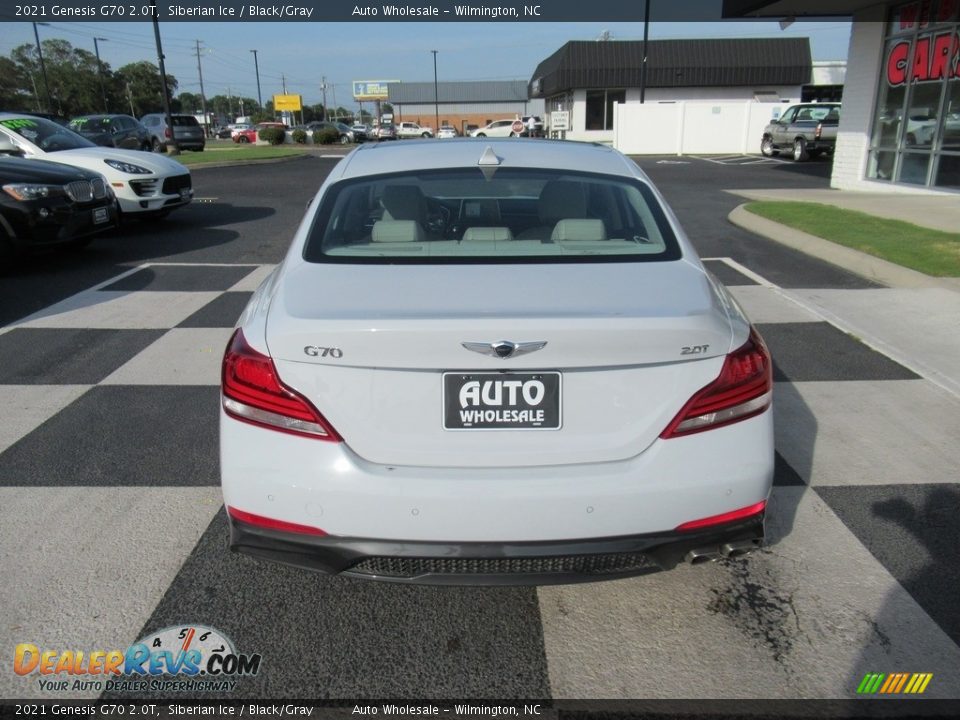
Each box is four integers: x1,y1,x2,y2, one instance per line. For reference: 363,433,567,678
250,50,263,114
151,0,179,155
93,37,109,113
431,50,439,135
32,22,52,113
639,0,650,104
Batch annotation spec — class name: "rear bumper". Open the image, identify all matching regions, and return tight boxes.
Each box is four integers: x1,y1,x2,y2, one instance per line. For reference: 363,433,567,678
229,512,765,585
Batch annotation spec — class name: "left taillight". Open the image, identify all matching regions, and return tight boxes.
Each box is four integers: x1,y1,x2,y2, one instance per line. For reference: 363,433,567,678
660,327,772,438
815,122,823,140
221,328,341,441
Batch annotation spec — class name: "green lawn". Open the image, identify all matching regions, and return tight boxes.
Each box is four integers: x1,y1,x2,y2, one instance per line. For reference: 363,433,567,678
744,201,960,277
171,146,312,166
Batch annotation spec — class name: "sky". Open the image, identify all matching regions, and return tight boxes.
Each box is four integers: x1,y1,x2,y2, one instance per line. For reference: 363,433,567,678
0,18,853,110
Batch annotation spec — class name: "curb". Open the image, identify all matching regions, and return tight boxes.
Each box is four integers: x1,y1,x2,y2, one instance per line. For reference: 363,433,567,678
728,204,959,292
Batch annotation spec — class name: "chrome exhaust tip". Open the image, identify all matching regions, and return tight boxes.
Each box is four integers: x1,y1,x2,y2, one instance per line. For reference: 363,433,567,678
720,539,762,558
685,547,722,565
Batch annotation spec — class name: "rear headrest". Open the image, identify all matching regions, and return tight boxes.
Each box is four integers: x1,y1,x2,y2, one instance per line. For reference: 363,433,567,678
461,227,513,242
381,184,426,221
551,219,607,242
372,220,425,243
538,180,587,224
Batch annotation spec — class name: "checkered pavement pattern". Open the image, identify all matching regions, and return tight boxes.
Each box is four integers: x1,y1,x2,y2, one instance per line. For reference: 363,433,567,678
2,261,959,700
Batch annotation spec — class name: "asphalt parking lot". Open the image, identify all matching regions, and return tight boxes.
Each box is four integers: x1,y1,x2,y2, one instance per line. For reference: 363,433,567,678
2,152,959,703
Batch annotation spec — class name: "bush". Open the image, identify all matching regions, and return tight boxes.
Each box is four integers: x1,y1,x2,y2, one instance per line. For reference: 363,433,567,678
291,128,307,144
313,128,339,145
258,127,287,145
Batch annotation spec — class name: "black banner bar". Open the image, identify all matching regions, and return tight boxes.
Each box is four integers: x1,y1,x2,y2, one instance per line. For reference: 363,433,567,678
2,700,960,719
0,0,809,23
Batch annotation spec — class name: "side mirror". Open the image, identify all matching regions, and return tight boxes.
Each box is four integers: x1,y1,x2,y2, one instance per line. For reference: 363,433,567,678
0,135,23,155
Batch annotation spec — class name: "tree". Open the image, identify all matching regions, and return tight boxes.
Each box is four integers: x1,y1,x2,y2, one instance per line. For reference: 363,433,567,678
116,61,178,117
0,56,33,110
9,40,107,116
177,92,203,115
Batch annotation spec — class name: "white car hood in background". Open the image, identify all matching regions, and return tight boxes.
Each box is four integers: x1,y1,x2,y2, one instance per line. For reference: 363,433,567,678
30,146,187,176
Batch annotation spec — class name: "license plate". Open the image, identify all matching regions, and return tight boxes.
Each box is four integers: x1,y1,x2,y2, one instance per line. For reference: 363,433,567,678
443,372,561,430
93,207,109,224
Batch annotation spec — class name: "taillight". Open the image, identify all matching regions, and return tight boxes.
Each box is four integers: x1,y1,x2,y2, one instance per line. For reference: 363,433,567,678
675,500,766,532
815,122,823,140
221,328,341,441
164,128,172,139
660,328,772,438
228,506,327,536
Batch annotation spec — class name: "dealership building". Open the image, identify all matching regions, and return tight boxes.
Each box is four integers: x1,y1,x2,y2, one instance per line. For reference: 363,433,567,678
529,38,819,141
386,81,545,134
724,0,959,193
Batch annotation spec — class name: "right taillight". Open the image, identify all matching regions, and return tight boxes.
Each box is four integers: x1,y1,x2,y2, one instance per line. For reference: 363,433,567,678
221,328,341,441
164,128,172,139
661,328,772,438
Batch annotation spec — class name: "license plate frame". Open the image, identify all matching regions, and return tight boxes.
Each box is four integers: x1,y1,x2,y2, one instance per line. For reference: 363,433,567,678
92,206,109,224
442,371,562,431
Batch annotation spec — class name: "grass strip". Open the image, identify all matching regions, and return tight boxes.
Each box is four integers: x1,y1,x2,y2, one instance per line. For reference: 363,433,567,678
744,201,960,277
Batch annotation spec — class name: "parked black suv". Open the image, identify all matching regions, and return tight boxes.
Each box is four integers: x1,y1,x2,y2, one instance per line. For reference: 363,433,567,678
0,156,117,257
68,114,152,151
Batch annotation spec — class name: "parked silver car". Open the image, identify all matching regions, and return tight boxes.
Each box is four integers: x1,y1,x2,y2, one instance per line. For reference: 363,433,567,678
140,113,206,153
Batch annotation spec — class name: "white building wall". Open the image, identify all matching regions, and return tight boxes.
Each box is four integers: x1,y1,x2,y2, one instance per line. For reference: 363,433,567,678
831,6,886,191
564,85,801,143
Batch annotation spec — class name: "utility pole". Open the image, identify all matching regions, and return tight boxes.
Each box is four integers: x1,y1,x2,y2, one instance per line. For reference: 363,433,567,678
331,83,337,122
321,76,328,121
126,81,135,117
250,49,263,113
431,50,439,134
195,40,209,136
151,0,179,154
93,37,109,113
639,0,651,104
32,22,52,113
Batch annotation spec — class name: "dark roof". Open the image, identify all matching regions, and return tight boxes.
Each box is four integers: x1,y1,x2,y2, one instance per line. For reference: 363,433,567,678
529,38,812,97
722,0,867,17
388,80,529,104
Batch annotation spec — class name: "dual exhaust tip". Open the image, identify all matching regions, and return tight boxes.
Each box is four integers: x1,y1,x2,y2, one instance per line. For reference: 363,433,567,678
685,539,762,565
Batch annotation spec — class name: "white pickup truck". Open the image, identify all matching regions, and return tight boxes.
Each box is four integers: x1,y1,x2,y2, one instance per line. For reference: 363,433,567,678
396,122,433,139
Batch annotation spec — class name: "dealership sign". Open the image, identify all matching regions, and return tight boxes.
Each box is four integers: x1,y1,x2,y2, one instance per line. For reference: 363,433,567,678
886,30,959,84
352,80,397,101
273,94,303,112
886,0,960,85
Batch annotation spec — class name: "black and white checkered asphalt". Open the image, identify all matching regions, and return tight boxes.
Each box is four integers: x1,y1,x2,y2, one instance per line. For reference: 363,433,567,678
2,257,958,700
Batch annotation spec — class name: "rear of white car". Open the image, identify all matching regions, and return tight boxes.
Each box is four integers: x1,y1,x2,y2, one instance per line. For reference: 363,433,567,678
220,140,773,584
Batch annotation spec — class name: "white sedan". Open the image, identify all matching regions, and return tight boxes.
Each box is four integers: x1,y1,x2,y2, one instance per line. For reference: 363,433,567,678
220,139,774,584
0,113,192,217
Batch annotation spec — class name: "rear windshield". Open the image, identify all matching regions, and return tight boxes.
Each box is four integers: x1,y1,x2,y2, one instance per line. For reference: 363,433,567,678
172,116,200,126
303,168,681,264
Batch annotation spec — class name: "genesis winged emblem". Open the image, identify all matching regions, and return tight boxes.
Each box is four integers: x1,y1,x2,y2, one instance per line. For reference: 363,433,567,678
461,340,547,360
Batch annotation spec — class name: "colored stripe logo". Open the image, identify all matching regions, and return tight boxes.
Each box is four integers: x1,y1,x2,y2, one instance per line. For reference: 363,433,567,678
857,672,933,694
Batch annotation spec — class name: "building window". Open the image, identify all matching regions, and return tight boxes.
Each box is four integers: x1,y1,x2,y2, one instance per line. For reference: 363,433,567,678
867,0,960,189
586,89,625,130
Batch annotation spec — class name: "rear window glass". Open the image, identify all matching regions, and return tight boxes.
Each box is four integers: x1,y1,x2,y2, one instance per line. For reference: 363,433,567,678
172,116,200,126
303,168,681,264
